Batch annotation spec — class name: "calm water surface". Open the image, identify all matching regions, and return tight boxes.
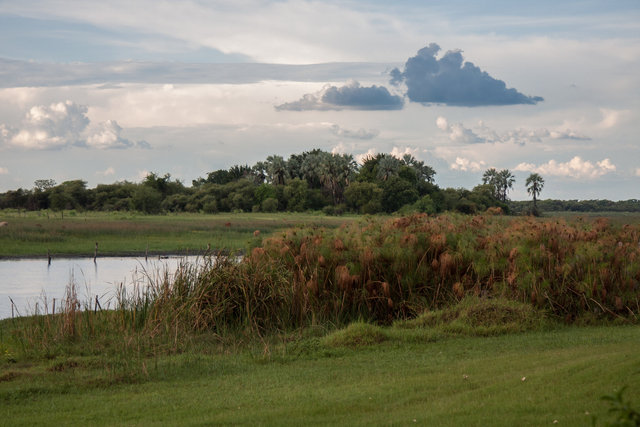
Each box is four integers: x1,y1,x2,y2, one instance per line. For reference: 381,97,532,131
0,256,199,319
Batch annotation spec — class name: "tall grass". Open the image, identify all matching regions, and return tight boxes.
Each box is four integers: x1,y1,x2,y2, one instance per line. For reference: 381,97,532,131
7,212,639,363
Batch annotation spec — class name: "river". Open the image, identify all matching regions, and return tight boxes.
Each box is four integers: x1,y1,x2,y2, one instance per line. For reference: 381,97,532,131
0,255,199,319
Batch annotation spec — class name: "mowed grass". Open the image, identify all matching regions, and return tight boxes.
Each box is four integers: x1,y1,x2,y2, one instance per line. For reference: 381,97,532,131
0,211,357,257
1,324,638,426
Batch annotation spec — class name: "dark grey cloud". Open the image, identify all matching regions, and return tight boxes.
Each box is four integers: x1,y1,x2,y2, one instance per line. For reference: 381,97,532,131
275,81,404,111
390,43,543,106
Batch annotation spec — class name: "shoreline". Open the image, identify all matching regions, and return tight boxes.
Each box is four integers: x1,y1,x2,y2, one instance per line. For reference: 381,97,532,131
0,248,242,261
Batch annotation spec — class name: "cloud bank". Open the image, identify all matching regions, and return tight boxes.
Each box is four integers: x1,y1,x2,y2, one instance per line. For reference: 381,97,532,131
275,81,404,111
0,58,390,88
0,100,149,150
391,43,543,106
436,116,589,145
515,156,616,179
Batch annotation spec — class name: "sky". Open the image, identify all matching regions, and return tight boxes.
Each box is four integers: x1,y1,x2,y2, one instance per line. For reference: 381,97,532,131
0,0,638,201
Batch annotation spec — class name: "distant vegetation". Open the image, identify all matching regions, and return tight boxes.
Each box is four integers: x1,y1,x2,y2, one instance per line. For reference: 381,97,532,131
3,149,638,217
1,149,513,216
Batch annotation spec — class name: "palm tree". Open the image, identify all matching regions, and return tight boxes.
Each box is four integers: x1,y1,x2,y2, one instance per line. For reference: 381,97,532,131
376,154,401,181
482,168,499,199
265,155,288,185
525,173,544,215
498,169,515,202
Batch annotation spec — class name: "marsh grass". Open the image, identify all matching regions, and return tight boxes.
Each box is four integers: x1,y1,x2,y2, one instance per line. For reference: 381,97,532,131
0,211,355,257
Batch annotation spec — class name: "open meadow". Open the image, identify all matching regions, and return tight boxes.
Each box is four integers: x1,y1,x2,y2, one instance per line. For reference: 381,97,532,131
1,210,639,425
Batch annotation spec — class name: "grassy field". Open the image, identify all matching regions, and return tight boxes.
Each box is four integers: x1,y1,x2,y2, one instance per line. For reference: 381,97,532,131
0,210,357,258
2,210,639,425
1,320,638,426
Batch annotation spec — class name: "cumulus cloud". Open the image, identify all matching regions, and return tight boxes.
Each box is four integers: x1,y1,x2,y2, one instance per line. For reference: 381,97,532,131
275,81,404,111
436,117,483,144
450,157,486,172
6,101,89,149
0,166,8,175
85,120,139,149
0,100,149,150
436,116,589,145
329,124,379,140
390,43,543,106
514,156,616,179
354,148,378,164
390,146,419,160
330,142,348,155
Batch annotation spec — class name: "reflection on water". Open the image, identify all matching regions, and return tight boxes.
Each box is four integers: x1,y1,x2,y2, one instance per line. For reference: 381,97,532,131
0,256,199,319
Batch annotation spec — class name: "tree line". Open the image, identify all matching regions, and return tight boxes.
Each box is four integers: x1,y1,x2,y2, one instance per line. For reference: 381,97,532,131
1,148,634,216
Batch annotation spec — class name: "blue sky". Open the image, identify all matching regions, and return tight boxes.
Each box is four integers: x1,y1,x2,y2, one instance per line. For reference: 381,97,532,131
0,0,638,200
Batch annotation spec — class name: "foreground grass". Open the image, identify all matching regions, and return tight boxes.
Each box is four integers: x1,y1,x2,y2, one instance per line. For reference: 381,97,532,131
1,324,638,426
0,211,356,257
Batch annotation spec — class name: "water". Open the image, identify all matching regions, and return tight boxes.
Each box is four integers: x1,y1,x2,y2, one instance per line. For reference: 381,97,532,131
0,256,199,319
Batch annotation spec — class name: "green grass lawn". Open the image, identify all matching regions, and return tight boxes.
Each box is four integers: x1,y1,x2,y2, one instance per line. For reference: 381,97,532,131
1,324,638,426
0,211,358,257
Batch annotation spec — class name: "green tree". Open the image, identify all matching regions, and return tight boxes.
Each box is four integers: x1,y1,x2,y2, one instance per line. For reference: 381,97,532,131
525,173,545,215
376,154,402,181
132,185,163,213
498,169,515,202
381,176,419,213
284,178,309,212
344,181,383,213
265,155,289,185
482,168,515,202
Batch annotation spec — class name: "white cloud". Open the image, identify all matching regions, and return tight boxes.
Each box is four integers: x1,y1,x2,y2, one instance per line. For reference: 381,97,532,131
354,148,378,165
436,116,482,144
390,146,419,160
97,167,115,177
597,108,630,129
136,170,150,181
0,100,146,150
0,167,8,175
86,120,133,149
450,157,486,172
6,100,89,149
436,116,589,145
514,156,616,179
1,1,413,64
330,142,348,155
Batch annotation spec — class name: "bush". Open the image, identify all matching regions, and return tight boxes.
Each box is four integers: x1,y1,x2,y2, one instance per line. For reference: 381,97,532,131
261,197,279,213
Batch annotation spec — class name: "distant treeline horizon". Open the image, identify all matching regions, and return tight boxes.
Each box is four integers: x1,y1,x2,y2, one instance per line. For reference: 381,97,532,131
1,149,639,215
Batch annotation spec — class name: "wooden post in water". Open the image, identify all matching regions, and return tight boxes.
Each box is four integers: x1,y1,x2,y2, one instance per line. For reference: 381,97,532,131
94,242,98,263
47,249,51,266
145,243,149,262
